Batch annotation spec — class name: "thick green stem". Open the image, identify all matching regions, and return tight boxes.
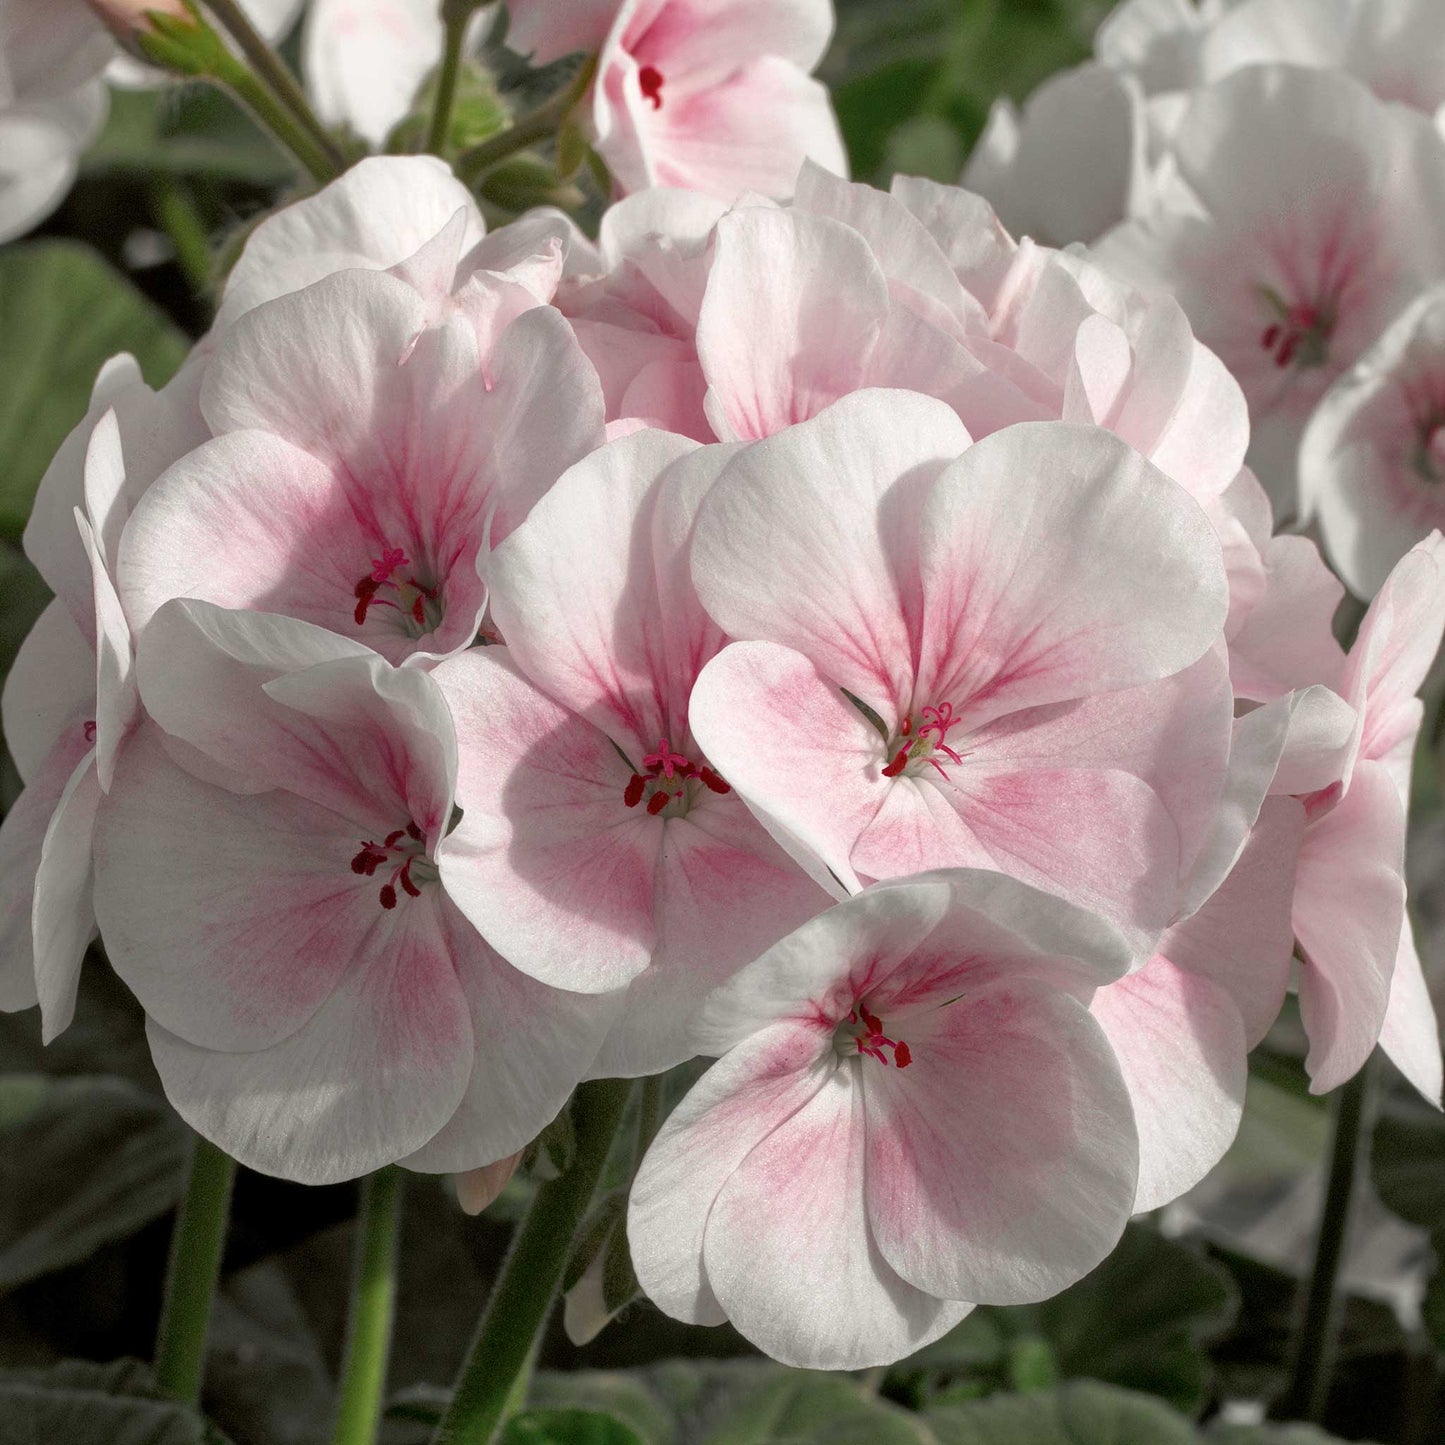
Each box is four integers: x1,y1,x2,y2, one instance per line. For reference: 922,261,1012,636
426,13,469,155
154,1136,237,1403
454,56,596,185
200,0,347,171
432,1079,633,1445
1278,1055,1378,1423
331,1167,404,1445
151,178,212,297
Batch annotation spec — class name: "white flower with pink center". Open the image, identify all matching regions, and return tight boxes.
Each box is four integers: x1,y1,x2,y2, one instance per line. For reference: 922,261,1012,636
117,265,603,666
628,870,1140,1369
431,430,828,1077
92,598,616,1184
688,390,1232,956
1302,286,1445,597
1095,64,1445,511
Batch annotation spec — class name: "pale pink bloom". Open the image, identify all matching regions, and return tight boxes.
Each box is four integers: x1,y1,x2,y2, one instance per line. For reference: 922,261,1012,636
93,599,615,1183
553,187,726,438
431,430,827,1076
504,0,618,63
455,1151,521,1215
1092,0,1228,92
118,265,603,666
688,390,1232,955
588,0,846,201
214,156,570,353
0,355,205,1036
0,0,109,240
628,870,1139,1369
303,0,445,147
1301,286,1445,597
1095,65,1445,513
1285,535,1445,1100
1198,0,1445,123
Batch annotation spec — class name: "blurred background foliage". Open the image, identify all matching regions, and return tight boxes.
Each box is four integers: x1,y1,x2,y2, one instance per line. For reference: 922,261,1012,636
1,2,1444,1443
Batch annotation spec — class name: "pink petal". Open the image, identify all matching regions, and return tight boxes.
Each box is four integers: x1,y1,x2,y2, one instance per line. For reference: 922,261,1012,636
865,978,1137,1302
1091,956,1246,1212
433,648,663,994
914,422,1230,729
1295,760,1407,1093
2,598,93,784
145,890,473,1184
1379,919,1443,1106
695,209,891,441
704,1069,970,1367
628,1019,835,1326
690,389,970,708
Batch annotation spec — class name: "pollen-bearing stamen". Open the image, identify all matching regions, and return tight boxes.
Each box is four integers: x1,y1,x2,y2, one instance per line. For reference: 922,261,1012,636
353,546,443,636
836,1004,912,1068
639,64,665,110
350,820,435,909
881,701,967,781
622,735,731,818
1257,286,1339,372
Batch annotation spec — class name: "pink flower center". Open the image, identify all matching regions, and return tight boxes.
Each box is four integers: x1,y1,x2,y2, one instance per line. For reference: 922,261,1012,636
353,546,443,639
623,735,731,818
881,702,966,781
350,822,436,909
836,1004,912,1068
1258,288,1337,371
638,64,664,110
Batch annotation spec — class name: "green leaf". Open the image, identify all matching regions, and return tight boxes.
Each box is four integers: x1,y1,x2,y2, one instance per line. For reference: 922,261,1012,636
0,242,188,538
0,1074,190,1292
500,1409,645,1445
0,1359,232,1444
1205,1426,1363,1445
924,1381,1196,1445
897,1225,1237,1414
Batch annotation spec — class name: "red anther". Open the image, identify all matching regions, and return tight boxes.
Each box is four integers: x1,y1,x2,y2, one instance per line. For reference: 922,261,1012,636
646,790,671,816
384,830,406,848
882,747,910,777
699,766,731,794
624,774,647,808
899,715,912,736
639,64,664,109
83,720,97,743
399,864,422,899
894,1040,912,1068
355,596,372,626
379,884,398,910
1276,335,1298,368
860,1005,884,1035
1261,324,1280,350
411,594,426,626
406,822,423,841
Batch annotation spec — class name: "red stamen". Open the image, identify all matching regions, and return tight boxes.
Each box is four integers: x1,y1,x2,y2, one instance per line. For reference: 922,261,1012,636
639,64,664,110
646,791,671,816
624,774,647,808
399,863,422,898
882,748,910,778
699,766,731,794
894,1040,912,1068
83,720,97,743
379,883,398,909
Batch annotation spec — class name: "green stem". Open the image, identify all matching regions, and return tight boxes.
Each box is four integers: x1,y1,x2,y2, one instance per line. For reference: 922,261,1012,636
432,1079,633,1445
454,56,597,185
635,1074,663,1163
154,1136,237,1403
331,1167,404,1445
1278,1055,1378,1423
426,12,469,155
200,0,347,172
216,54,341,184
151,178,212,298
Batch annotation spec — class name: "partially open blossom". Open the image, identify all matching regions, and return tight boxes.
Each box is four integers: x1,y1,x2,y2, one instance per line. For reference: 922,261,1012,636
92,599,617,1183
628,870,1139,1369
1095,65,1445,512
689,391,1232,954
586,0,847,201
1301,286,1445,597
432,430,827,1076
119,265,603,666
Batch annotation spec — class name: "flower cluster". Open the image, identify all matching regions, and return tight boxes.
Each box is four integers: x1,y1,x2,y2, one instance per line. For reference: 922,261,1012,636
967,0,1445,597
4,0,1445,1378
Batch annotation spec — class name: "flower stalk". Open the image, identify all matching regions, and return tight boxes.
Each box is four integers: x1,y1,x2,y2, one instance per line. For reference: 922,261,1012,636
1278,1054,1379,1423
154,1135,237,1403
454,56,596,186
431,1078,633,1445
331,1166,405,1445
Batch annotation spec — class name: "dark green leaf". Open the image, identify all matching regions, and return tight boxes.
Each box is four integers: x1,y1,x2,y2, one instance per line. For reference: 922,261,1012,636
0,242,188,538
0,1074,190,1292
0,1358,232,1444
500,1409,645,1445
924,1381,1195,1445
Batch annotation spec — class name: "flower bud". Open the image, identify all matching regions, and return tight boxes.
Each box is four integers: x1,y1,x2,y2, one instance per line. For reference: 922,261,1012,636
454,1152,522,1217
86,0,192,40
